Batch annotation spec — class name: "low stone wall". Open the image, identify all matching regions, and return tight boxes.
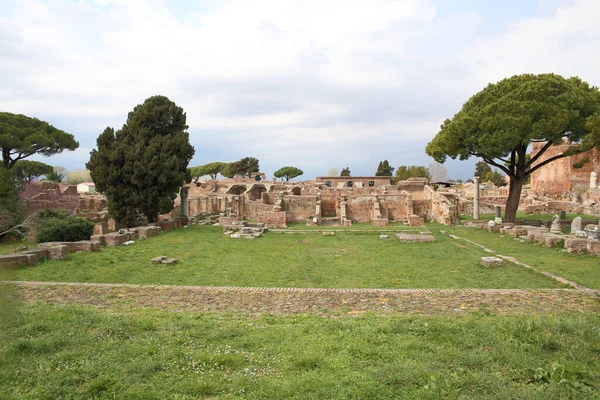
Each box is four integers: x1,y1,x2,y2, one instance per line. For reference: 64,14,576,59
258,211,287,228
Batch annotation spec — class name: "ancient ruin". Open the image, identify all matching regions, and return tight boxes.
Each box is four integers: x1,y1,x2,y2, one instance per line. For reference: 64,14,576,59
172,176,459,229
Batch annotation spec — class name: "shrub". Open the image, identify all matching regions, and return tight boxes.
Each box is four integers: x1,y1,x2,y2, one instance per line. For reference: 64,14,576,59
35,209,94,243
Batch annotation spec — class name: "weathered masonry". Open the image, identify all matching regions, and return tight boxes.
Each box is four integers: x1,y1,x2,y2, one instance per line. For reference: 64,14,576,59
173,177,458,228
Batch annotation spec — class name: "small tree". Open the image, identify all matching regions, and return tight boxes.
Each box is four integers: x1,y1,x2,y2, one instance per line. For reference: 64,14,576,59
426,73,600,222
45,166,66,183
274,166,304,181
13,160,54,183
87,96,195,225
394,165,431,182
189,162,227,182
327,168,340,177
232,157,260,178
65,169,92,185
340,167,351,176
375,160,394,176
0,112,78,169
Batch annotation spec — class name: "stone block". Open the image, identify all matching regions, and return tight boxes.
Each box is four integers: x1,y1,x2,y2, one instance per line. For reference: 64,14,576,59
103,232,136,246
93,222,109,235
158,219,179,232
132,226,161,239
510,226,529,238
379,235,389,240
395,233,436,243
481,257,503,267
565,238,588,254
543,235,564,248
46,245,69,260
372,218,389,227
90,234,105,245
408,215,424,227
587,239,600,256
151,256,177,265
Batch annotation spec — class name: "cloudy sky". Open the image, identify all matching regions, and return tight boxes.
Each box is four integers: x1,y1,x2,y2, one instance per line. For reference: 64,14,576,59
2,0,598,180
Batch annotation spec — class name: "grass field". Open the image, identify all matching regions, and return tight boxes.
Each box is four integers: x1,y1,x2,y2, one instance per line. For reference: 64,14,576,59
444,225,600,289
459,211,598,222
1,302,599,399
9,225,564,289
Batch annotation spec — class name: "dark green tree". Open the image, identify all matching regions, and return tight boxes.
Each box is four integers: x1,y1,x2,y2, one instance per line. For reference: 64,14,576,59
189,162,227,182
394,165,431,182
0,167,21,235
340,167,351,176
274,166,304,181
485,170,507,187
13,160,53,183
45,166,66,183
0,112,78,169
222,157,260,178
375,160,394,176
474,161,491,179
426,73,600,222
87,96,195,225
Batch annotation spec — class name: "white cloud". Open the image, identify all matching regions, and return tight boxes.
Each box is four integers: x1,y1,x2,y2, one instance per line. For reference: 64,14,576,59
1,0,599,179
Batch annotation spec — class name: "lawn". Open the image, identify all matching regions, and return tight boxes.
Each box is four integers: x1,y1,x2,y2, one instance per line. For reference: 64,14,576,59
10,225,562,289
1,302,599,399
443,225,600,289
460,211,598,222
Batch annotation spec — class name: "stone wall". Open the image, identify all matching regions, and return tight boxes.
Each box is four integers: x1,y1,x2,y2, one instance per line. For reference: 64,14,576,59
379,195,412,222
257,211,286,228
530,142,599,196
243,202,273,221
345,196,376,223
283,195,317,222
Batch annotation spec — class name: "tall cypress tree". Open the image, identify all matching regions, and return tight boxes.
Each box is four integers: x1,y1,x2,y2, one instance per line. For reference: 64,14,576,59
87,96,195,225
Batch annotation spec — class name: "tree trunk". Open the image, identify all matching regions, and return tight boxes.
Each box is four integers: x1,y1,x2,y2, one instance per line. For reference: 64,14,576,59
147,213,158,224
504,176,525,223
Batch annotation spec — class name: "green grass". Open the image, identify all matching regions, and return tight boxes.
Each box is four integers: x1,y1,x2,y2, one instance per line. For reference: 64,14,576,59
10,225,562,289
460,211,598,221
442,225,600,289
1,303,599,399
0,240,29,256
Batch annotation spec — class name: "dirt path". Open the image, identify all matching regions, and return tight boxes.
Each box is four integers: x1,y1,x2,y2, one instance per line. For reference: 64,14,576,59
6,281,599,316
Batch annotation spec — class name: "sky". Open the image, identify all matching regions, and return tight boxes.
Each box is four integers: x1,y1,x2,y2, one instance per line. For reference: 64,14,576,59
1,0,598,181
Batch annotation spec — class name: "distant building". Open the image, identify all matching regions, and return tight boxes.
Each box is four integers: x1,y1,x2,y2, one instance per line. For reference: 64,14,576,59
315,176,393,189
77,182,96,194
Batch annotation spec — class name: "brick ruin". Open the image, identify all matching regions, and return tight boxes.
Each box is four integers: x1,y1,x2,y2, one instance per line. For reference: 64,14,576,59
530,142,600,197
172,176,459,228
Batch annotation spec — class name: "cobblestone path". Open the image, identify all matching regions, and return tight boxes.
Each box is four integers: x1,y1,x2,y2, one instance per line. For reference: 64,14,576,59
6,281,599,316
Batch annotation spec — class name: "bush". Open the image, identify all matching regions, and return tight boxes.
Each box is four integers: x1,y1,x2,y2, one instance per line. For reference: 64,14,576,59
35,209,94,243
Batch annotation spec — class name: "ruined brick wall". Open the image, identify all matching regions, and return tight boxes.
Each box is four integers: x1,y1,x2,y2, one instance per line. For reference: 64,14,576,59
396,180,427,200
243,202,273,221
345,196,376,223
412,199,430,217
321,196,337,217
379,195,412,221
283,196,317,222
258,211,286,228
530,142,599,196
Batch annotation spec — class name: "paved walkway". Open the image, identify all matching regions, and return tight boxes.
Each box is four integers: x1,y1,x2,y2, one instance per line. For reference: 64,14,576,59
6,281,599,316
5,233,598,316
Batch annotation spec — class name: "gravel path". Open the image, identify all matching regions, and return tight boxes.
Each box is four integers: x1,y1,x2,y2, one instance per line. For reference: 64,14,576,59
6,281,599,316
